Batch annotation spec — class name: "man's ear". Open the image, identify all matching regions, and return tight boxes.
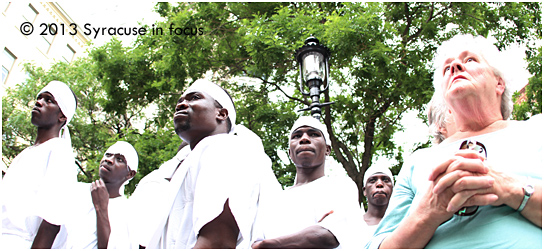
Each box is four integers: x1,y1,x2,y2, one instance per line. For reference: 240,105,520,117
362,186,367,197
325,145,331,156
58,113,67,125
126,169,136,180
216,107,228,122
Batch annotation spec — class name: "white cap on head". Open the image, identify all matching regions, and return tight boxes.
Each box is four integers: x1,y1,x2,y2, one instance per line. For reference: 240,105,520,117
182,79,236,133
105,141,139,173
38,81,77,145
181,80,266,154
289,116,331,146
363,165,394,187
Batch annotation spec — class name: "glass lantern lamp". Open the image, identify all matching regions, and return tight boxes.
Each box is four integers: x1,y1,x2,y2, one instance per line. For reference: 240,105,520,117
295,36,333,120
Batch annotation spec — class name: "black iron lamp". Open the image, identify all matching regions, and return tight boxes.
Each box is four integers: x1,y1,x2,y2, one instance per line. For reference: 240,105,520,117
295,36,334,120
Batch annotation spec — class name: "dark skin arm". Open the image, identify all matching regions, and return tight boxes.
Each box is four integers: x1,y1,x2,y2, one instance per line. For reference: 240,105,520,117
91,179,111,249
251,225,339,249
252,211,339,249
193,199,239,249
31,220,60,249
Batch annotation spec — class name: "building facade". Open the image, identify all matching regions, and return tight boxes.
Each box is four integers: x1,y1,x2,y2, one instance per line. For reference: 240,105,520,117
1,2,90,89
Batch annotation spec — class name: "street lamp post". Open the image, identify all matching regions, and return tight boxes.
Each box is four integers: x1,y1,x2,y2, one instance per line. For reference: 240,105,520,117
295,36,334,120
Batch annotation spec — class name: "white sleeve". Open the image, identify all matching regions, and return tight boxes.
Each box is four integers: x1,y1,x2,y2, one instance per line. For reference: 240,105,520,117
192,137,264,246
318,178,365,249
108,200,140,249
128,165,172,246
35,140,78,226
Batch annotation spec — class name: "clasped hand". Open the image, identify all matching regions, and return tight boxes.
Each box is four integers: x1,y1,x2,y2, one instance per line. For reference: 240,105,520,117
423,149,520,223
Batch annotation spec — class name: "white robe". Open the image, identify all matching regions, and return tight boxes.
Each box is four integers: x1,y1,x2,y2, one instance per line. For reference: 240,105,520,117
253,176,365,249
360,213,379,248
63,183,137,249
1,138,77,248
128,146,191,247
140,131,281,249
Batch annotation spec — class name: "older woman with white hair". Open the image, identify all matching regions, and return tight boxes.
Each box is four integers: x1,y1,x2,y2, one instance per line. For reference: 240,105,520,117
367,34,542,249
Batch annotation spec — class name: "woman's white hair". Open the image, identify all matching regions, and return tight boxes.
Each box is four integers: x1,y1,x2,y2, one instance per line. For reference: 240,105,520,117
426,93,449,144
432,34,517,120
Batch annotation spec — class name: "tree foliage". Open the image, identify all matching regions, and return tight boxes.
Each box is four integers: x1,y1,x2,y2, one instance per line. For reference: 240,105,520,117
1,57,182,195
512,45,542,120
2,2,541,202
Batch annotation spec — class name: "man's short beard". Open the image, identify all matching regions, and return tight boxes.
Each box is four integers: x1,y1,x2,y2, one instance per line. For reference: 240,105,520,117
174,119,191,136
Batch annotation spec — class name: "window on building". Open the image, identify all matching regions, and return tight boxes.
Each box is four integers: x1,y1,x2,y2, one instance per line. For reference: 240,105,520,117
22,4,38,23
38,24,56,54
2,48,17,84
39,36,52,54
1,67,9,84
62,44,76,63
3,2,11,13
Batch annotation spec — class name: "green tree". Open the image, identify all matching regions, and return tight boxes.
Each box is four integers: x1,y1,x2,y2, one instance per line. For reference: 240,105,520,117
130,2,540,202
1,57,182,195
3,2,540,202
512,46,542,120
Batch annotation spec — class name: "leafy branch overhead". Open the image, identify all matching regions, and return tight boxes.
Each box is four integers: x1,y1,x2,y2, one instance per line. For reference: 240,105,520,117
2,3,541,202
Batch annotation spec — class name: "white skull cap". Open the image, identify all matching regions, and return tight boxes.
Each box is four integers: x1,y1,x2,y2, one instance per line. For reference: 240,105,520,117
38,81,77,145
183,79,236,133
363,165,394,187
289,116,331,146
105,141,138,172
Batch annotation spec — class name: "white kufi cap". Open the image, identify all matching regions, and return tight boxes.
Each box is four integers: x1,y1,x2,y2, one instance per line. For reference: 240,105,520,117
183,79,236,133
38,81,77,146
105,141,139,172
363,165,394,187
289,116,331,146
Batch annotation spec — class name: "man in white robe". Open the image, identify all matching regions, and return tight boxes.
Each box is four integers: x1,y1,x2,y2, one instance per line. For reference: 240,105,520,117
1,81,78,248
251,116,364,249
132,79,281,249
63,141,139,249
361,165,394,246
128,143,190,248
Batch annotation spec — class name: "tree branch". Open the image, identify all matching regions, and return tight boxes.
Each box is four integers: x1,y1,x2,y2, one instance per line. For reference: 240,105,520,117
245,71,310,106
407,3,434,44
323,87,358,181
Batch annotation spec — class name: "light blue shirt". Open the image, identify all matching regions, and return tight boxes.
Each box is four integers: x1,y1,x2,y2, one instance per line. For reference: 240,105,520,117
367,115,543,249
